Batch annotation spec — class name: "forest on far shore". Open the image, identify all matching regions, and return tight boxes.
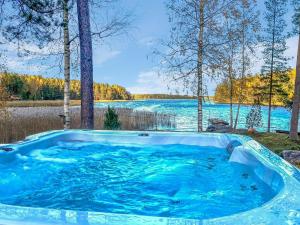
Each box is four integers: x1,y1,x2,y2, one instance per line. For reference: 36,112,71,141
0,73,196,101
214,69,295,107
0,73,132,101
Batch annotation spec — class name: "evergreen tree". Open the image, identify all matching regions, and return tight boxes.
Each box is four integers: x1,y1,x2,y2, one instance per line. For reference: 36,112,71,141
104,106,121,130
1,0,61,49
246,100,263,129
260,0,290,132
0,72,24,96
77,0,93,129
0,73,132,101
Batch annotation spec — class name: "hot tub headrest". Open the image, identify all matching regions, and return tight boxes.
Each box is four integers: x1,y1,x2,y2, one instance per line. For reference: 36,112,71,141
226,140,242,155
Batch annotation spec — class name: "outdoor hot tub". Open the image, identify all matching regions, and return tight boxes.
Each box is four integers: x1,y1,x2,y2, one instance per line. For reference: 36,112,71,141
0,130,299,225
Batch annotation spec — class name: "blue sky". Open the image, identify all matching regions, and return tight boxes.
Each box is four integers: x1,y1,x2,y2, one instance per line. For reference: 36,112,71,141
92,0,171,94
1,0,298,95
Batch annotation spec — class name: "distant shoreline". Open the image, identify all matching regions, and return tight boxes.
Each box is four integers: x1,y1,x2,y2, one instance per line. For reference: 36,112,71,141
6,100,130,108
6,99,288,108
132,94,196,100
213,100,288,108
6,99,195,108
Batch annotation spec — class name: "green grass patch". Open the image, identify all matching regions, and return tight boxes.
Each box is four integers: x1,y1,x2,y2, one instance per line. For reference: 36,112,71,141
247,132,300,155
233,131,300,168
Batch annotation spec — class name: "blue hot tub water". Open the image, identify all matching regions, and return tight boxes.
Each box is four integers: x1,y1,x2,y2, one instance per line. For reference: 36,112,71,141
0,131,299,225
0,140,275,220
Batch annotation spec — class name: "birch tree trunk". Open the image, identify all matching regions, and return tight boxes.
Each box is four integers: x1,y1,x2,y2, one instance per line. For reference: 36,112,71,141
197,0,205,132
228,44,234,130
63,0,71,129
267,7,277,133
77,0,94,129
289,35,300,140
234,22,246,131
229,61,233,130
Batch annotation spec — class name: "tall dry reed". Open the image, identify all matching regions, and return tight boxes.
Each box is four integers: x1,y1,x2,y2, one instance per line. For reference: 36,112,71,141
0,87,12,142
0,107,175,143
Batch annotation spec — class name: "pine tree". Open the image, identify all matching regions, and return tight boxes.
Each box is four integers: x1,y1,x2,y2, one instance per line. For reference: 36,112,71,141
77,0,93,129
246,100,263,129
260,0,289,132
104,106,121,130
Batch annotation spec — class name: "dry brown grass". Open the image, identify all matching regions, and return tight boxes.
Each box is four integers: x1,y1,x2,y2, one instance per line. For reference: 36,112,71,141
0,107,175,143
0,87,11,140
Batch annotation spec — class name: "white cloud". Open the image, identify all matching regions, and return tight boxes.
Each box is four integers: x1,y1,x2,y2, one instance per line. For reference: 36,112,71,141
128,70,186,94
93,47,121,66
1,39,122,74
138,36,156,47
0,40,61,75
2,39,63,59
128,71,168,94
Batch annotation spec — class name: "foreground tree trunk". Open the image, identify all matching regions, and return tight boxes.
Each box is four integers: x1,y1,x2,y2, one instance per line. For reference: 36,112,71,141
197,0,205,132
63,0,71,129
234,22,246,131
234,103,241,130
77,0,94,129
229,53,234,130
229,74,233,130
289,35,300,140
267,11,276,133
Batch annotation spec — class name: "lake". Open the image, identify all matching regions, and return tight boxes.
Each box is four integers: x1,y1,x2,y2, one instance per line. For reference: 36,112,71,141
95,99,291,132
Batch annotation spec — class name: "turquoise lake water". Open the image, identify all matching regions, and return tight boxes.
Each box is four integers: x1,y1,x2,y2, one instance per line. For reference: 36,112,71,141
95,99,291,132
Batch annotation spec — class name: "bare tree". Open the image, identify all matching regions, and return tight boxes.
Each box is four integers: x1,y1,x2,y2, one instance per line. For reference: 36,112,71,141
233,0,260,130
161,0,236,132
218,0,259,131
221,7,241,130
